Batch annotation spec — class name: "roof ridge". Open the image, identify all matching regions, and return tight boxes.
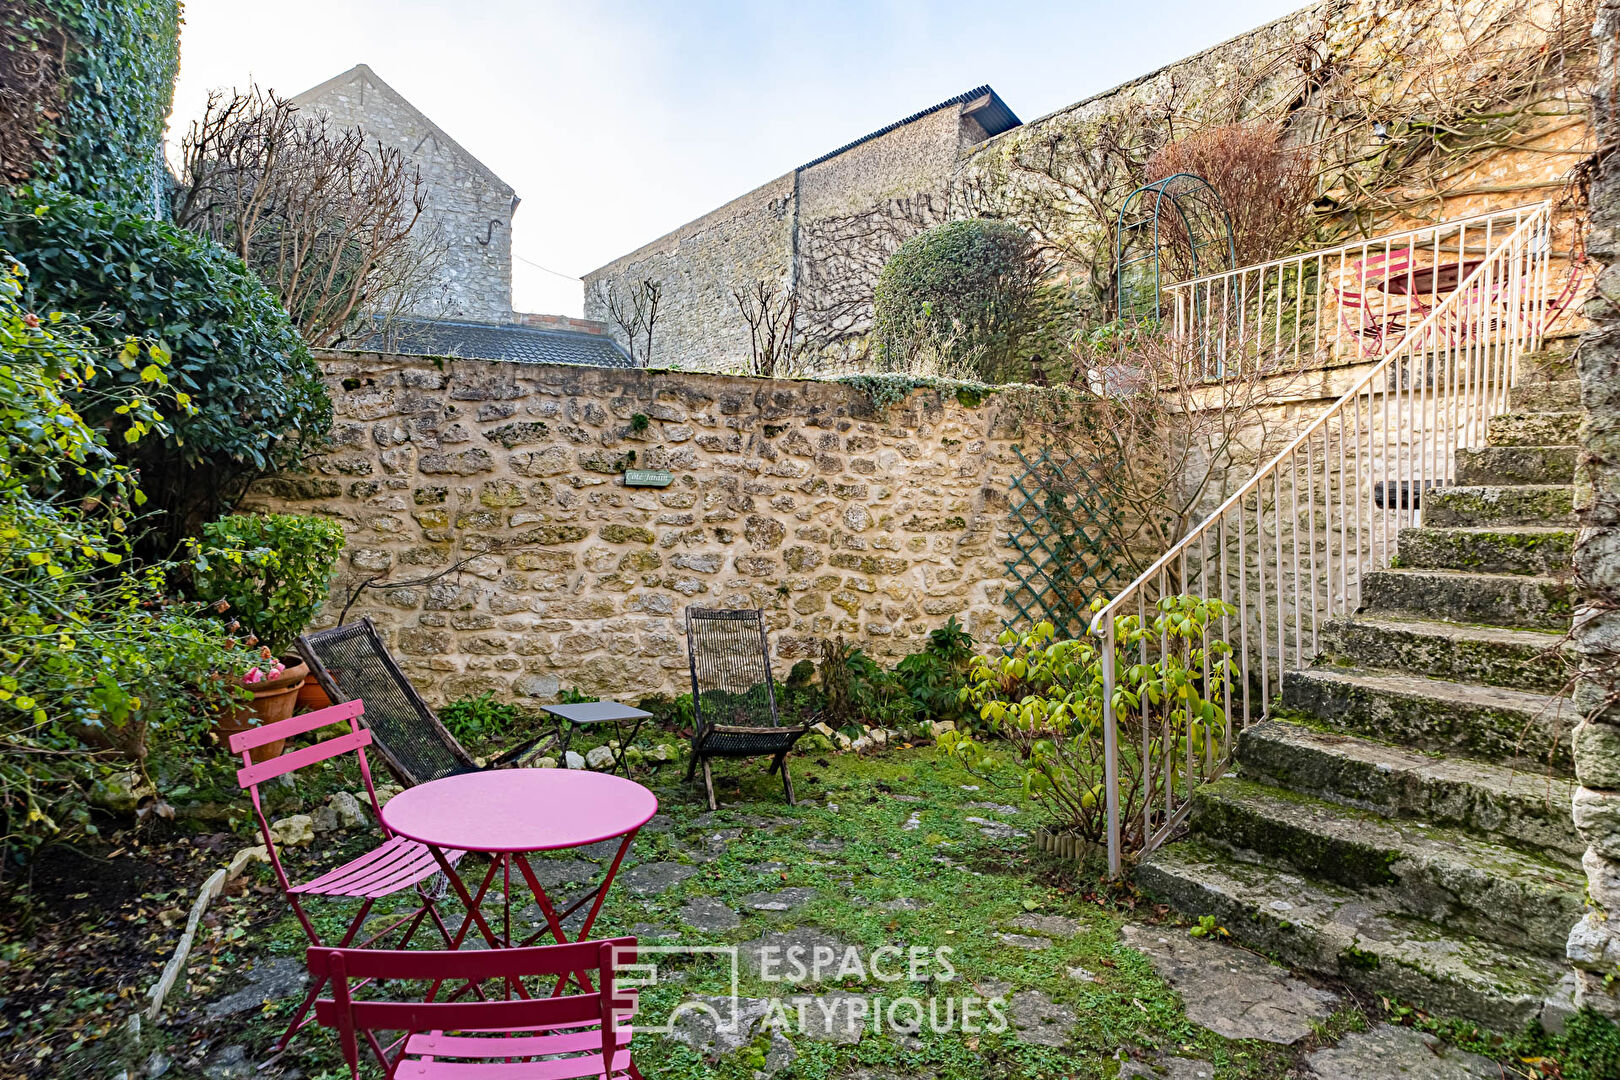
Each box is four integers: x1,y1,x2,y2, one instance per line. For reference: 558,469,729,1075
291,64,515,195
798,85,1019,171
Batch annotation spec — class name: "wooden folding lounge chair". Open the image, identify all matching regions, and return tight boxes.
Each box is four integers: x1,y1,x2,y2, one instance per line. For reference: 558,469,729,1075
231,699,459,1053
307,937,641,1079
296,618,551,786
684,607,809,810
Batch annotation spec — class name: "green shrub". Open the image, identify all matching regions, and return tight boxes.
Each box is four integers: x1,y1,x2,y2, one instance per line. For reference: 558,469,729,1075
941,596,1236,844
1,1,180,209
190,513,346,656
872,219,1068,383
817,638,916,733
0,260,241,857
1,189,333,551
440,693,526,748
893,616,975,729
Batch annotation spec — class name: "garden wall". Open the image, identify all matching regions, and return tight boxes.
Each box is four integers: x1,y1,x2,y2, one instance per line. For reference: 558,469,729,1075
243,353,1029,705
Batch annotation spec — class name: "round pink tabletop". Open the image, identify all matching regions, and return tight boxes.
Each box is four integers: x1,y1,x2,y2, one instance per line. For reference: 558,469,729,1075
381,768,658,853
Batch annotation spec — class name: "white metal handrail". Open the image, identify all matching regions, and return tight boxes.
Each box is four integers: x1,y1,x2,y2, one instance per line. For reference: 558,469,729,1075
1088,203,1553,876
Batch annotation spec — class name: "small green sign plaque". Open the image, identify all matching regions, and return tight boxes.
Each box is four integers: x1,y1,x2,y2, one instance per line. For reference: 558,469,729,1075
623,469,674,488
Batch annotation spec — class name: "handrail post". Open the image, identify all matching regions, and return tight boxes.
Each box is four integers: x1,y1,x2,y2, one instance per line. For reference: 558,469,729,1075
1101,618,1121,877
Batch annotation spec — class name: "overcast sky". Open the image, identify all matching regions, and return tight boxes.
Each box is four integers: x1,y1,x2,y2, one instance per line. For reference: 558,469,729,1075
169,0,1306,317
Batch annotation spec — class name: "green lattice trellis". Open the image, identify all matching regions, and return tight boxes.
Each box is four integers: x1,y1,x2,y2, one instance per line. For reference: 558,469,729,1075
1004,446,1129,639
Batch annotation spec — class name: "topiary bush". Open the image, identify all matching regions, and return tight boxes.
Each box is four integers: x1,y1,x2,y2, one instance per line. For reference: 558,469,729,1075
191,513,347,657
872,219,1068,383
0,189,333,553
0,0,180,209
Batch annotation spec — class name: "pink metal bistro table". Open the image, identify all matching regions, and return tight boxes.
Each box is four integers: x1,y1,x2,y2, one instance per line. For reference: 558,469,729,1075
381,768,658,953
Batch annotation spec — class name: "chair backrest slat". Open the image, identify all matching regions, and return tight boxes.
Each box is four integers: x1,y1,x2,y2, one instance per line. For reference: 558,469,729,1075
227,699,365,753
310,938,637,1069
685,608,781,732
306,938,630,981
236,727,372,789
296,619,476,785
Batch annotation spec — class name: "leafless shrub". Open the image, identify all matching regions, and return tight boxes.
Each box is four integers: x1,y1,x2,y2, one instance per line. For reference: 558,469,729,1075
1027,323,1307,580
591,277,662,366
172,85,444,348
1147,122,1316,270
731,279,801,378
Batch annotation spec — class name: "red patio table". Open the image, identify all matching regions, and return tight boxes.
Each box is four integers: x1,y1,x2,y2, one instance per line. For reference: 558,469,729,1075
381,768,657,952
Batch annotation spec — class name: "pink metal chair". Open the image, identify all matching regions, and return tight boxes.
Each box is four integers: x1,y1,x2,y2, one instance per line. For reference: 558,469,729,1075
231,699,461,1052
307,937,640,1079
1338,247,1431,356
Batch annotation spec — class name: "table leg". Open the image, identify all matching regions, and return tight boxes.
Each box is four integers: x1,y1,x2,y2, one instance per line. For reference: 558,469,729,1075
512,828,640,994
429,845,502,949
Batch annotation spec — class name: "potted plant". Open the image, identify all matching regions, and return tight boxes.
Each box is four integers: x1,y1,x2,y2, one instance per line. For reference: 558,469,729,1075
193,513,346,757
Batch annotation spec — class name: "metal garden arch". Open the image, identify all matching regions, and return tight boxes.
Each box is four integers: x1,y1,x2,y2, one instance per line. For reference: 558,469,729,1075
1115,173,1236,322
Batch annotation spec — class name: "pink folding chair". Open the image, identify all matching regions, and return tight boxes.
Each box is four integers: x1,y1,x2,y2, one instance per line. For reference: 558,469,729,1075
231,699,462,1052
308,937,641,1079
1338,247,1431,355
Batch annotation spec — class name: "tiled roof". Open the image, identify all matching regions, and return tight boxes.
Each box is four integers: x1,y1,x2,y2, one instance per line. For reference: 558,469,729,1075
361,317,636,368
799,85,1020,171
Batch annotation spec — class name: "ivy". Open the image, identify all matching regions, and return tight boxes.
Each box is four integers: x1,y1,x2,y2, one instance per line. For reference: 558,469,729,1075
835,372,1000,415
0,0,180,210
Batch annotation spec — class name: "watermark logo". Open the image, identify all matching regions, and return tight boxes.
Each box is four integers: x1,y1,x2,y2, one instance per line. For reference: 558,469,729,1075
613,942,1008,1038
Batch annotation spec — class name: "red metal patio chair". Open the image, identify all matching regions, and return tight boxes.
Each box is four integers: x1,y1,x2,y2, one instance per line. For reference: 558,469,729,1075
1338,247,1431,356
231,699,463,1053
307,937,641,1079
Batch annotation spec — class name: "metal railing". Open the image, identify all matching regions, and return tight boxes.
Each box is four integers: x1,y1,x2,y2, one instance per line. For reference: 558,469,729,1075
1089,203,1553,876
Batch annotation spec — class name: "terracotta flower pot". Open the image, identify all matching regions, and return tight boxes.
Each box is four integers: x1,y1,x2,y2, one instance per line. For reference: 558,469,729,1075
295,677,332,713
216,659,309,763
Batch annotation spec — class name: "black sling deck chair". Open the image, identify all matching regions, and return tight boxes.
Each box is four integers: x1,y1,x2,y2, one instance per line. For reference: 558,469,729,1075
295,618,552,786
684,607,809,810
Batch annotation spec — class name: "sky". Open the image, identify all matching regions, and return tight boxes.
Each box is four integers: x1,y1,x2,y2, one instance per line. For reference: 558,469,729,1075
168,0,1307,317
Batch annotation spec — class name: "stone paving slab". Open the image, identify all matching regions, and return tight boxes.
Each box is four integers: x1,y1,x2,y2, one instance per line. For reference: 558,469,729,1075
741,886,818,912
679,895,741,932
1123,923,1339,1044
1304,1025,1501,1079
620,861,700,896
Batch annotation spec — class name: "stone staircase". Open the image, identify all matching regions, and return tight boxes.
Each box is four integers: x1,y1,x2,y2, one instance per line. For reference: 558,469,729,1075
1137,339,1585,1033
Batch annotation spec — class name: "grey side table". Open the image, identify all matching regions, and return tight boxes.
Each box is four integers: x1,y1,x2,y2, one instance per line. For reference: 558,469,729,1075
538,701,654,773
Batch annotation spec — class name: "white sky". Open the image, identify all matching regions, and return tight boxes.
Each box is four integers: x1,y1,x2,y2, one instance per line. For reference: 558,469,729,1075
169,0,1308,317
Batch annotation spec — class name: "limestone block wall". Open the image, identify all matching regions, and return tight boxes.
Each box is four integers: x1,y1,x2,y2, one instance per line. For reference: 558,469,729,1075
1567,0,1620,1021
243,353,1026,705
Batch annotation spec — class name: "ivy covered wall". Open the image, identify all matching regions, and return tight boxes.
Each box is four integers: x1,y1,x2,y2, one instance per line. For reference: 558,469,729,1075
0,0,181,210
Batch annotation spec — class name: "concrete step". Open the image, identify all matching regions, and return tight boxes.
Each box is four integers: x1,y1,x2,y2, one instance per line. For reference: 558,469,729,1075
1321,615,1570,693
1508,379,1580,412
1454,445,1576,486
1136,839,1573,1033
1361,567,1575,630
1188,777,1584,956
1394,526,1575,577
1487,411,1581,447
1421,484,1575,528
1281,666,1573,773
1517,341,1576,383
1237,720,1581,857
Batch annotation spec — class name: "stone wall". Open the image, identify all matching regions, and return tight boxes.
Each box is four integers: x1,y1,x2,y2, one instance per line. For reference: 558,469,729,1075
294,65,516,323
244,353,1027,705
1567,0,1620,1022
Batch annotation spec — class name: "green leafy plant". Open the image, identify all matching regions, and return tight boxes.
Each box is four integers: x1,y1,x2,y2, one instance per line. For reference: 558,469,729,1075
0,0,180,209
894,616,976,729
1188,915,1229,939
0,188,333,554
559,686,598,705
940,595,1236,848
439,693,525,747
190,513,346,657
0,260,242,858
817,637,917,733
872,218,1071,383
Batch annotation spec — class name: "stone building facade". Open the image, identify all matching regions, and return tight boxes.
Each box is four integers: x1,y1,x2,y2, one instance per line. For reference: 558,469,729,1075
245,354,1025,704
1567,0,1620,1022
583,88,1019,371
294,64,517,323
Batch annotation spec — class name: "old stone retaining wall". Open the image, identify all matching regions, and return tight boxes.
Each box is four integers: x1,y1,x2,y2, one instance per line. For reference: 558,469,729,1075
244,353,1028,705
1566,0,1620,1022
